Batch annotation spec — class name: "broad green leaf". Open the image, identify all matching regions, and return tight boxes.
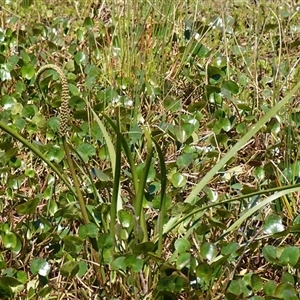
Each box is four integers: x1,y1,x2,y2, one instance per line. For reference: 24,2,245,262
16,197,40,215
251,274,263,291
200,242,217,262
16,271,27,284
46,145,64,163
38,286,52,297
172,172,187,188
74,51,88,66
78,223,99,239
133,242,156,255
176,252,190,269
226,279,251,298
63,236,83,254
282,271,295,285
174,126,188,143
176,153,194,168
25,168,35,178
32,112,46,128
0,279,12,298
220,118,231,131
76,143,96,163
222,80,239,94
77,261,88,278
98,233,114,249
279,247,300,266
196,263,212,282
274,282,297,299
118,210,133,228
30,258,50,276
7,55,19,70
263,214,285,234
125,255,143,272
69,96,85,109
11,102,23,115
47,116,60,132
21,65,35,80
60,261,79,278
2,232,17,249
22,104,36,118
111,256,126,271
221,242,239,256
174,238,190,253
262,245,278,264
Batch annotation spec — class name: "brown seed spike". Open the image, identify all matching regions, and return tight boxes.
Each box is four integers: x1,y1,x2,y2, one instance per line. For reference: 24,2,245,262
36,64,70,137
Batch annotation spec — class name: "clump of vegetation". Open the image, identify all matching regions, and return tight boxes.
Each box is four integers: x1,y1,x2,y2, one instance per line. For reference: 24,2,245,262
1,0,300,299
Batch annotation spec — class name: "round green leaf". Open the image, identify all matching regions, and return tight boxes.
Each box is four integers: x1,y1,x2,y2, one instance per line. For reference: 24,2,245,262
222,80,239,94
30,258,50,276
227,279,251,298
32,112,46,128
251,274,263,291
60,261,79,278
274,282,297,299
200,242,217,262
262,245,278,264
25,168,35,178
174,238,190,253
263,214,285,234
118,210,133,229
76,143,96,163
68,83,80,96
263,280,277,296
111,256,127,271
11,102,23,115
16,197,40,215
220,118,231,132
16,271,27,284
176,153,194,168
171,172,187,188
282,271,295,285
176,252,190,269
97,233,114,250
47,116,60,132
77,261,88,278
2,232,17,249
254,166,265,181
46,145,64,163
78,223,99,239
21,65,35,80
221,242,239,256
196,263,212,282
63,236,83,254
133,242,156,255
74,51,88,66
279,246,300,266
125,255,143,272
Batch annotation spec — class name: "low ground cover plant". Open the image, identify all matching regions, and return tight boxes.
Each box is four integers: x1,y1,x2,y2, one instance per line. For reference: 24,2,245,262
1,0,300,299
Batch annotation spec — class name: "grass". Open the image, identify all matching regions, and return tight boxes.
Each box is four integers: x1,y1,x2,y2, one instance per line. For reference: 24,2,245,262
1,0,300,299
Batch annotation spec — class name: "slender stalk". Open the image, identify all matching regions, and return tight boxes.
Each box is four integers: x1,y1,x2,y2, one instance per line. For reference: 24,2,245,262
62,138,90,224
152,138,167,257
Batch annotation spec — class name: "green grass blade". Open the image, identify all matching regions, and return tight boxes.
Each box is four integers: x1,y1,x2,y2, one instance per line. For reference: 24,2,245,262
0,121,74,193
102,115,139,197
135,126,153,218
219,186,300,240
185,81,300,204
90,109,122,211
